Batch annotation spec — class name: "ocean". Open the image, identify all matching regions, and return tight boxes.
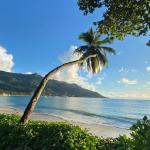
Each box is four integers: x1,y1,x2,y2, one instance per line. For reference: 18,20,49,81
0,96,150,128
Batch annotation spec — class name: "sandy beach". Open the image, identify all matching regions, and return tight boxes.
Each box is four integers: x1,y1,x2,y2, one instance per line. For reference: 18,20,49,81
0,107,130,138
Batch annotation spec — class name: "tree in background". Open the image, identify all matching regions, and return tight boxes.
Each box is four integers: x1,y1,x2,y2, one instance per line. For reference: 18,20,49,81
20,28,116,124
78,0,150,42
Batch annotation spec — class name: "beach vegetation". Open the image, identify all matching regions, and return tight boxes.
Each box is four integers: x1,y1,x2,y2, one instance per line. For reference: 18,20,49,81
0,113,150,150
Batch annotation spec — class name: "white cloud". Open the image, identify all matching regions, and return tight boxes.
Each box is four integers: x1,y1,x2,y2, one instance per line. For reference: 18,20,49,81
118,68,137,73
96,77,104,85
0,46,14,72
116,51,121,56
54,45,96,91
146,66,150,72
58,45,78,62
118,78,138,85
101,90,150,99
24,72,32,75
118,68,129,73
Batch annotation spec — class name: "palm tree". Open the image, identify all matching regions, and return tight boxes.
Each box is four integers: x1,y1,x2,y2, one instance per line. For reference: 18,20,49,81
75,28,115,73
20,28,115,124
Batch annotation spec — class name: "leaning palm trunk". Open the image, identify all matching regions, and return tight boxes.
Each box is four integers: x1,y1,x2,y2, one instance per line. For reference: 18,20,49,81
20,55,96,124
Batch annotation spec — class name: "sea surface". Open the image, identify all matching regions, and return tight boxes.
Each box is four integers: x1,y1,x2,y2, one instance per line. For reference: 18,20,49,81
0,96,150,128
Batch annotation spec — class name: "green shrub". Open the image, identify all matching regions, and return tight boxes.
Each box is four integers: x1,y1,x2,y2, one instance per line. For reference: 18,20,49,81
0,113,150,150
130,116,150,150
0,113,99,150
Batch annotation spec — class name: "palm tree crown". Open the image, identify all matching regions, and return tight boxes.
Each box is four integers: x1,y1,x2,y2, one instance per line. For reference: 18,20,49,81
74,28,116,73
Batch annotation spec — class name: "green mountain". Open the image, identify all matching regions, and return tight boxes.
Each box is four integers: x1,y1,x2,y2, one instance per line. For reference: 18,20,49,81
0,71,104,98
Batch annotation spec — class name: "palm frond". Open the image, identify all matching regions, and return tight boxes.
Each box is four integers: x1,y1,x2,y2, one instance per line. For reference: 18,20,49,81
74,46,88,54
90,56,100,73
97,50,108,66
97,37,114,45
92,34,101,45
100,46,116,55
147,40,150,47
86,58,91,71
79,28,95,44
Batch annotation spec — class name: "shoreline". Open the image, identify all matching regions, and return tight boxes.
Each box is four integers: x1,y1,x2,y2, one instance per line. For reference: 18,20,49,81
0,95,105,98
0,107,130,138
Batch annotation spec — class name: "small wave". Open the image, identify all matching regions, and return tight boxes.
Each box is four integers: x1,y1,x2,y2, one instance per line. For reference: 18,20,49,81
36,106,138,125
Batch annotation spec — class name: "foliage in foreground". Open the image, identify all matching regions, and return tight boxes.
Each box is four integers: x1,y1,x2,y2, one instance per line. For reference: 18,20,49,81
0,114,150,150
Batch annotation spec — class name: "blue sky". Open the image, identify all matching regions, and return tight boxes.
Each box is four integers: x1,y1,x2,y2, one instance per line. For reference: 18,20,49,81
0,0,150,99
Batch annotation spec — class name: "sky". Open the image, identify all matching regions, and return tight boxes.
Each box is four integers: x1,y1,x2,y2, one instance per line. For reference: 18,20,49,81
0,0,150,99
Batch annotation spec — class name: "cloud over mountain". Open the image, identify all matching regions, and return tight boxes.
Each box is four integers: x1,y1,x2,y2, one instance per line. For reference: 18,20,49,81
54,45,96,91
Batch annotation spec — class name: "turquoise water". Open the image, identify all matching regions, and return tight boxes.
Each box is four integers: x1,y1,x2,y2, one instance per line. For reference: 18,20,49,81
0,96,150,128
